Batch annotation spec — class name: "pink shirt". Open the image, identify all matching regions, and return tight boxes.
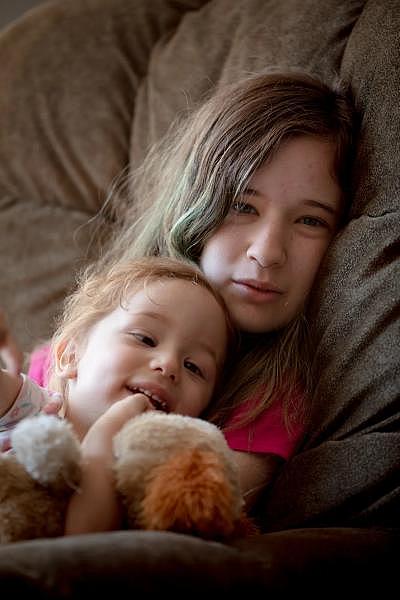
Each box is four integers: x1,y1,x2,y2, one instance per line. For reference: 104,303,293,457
28,344,51,387
223,395,304,460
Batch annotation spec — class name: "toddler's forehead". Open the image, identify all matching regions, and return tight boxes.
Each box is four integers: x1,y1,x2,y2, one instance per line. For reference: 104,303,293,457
121,277,225,328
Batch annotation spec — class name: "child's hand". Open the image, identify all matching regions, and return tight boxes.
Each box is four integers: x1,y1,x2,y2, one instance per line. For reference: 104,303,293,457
82,393,155,458
0,309,23,375
100,392,155,430
42,396,64,416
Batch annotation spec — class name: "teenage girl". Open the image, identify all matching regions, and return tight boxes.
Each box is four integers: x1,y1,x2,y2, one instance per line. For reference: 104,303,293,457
99,69,356,508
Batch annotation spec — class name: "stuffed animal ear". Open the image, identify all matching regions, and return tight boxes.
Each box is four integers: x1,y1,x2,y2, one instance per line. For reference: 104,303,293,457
54,340,78,379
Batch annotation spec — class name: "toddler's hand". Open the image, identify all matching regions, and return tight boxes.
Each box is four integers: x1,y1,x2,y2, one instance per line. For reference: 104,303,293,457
42,395,64,416
0,434,11,453
99,393,155,433
82,394,155,458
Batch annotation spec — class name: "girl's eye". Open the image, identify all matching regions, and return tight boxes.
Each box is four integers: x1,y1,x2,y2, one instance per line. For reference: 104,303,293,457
184,360,203,378
230,201,257,215
298,216,327,228
131,333,156,347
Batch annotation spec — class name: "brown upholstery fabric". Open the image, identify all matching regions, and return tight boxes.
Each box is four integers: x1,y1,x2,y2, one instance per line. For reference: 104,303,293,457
0,528,398,594
0,0,207,356
0,0,398,585
130,0,366,163
259,0,400,530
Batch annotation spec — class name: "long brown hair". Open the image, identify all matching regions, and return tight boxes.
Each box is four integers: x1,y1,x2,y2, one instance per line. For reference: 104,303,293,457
97,70,356,429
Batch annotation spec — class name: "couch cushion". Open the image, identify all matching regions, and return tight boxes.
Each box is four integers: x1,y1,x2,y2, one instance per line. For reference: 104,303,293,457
130,0,366,164
0,528,398,594
0,0,207,355
259,0,400,529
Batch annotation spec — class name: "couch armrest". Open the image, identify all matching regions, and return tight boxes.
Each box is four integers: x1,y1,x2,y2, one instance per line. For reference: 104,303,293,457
0,527,398,595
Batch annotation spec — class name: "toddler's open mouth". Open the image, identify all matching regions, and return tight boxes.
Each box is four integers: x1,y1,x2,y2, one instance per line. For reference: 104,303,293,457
125,386,169,412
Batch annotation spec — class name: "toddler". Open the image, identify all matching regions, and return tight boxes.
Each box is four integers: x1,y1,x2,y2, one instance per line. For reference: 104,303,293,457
0,256,235,533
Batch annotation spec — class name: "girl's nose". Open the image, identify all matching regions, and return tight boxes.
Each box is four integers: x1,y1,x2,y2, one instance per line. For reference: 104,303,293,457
150,352,179,381
246,222,287,268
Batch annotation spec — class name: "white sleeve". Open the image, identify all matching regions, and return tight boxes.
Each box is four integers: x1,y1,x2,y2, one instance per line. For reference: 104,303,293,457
0,374,59,450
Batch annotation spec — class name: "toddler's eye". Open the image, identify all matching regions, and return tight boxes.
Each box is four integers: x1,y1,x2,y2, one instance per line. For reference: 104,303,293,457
230,201,257,215
131,332,156,347
184,360,203,378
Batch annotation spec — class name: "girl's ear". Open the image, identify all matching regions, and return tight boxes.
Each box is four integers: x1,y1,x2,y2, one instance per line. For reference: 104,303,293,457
55,340,78,379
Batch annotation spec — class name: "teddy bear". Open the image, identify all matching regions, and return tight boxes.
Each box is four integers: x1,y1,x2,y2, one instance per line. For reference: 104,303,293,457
0,412,251,544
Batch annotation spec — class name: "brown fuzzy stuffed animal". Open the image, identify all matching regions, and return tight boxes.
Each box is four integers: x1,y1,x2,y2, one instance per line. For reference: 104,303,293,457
0,412,250,544
0,415,81,543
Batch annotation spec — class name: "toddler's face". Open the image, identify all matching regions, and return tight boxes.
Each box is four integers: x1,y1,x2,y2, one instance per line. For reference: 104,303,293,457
200,135,342,332
64,278,228,436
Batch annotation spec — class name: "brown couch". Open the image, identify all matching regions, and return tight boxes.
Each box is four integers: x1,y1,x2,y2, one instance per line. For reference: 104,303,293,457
0,0,399,594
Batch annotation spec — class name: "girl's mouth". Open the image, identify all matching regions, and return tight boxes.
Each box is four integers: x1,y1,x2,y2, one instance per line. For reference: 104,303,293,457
233,278,283,294
231,279,284,303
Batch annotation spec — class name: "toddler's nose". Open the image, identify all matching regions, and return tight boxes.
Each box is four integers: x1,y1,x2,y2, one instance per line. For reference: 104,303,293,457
150,352,179,381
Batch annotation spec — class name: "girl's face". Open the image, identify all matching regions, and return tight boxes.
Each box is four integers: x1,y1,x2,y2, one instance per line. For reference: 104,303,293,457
200,136,343,333
62,279,228,438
